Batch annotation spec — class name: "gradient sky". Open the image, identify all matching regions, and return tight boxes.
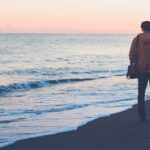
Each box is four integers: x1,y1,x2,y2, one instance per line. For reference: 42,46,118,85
0,0,149,33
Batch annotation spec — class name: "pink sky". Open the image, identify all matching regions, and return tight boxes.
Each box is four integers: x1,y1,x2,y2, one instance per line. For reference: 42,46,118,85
0,0,149,33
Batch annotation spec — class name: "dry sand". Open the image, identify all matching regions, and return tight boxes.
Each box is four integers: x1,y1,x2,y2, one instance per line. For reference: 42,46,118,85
1,100,150,150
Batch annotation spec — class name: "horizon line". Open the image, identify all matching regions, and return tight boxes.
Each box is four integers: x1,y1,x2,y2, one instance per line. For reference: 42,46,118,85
0,32,137,35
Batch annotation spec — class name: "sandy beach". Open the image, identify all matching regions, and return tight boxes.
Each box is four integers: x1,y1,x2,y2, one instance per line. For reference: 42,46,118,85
1,100,150,150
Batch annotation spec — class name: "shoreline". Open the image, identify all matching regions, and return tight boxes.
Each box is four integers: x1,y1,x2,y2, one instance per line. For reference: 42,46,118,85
1,100,150,150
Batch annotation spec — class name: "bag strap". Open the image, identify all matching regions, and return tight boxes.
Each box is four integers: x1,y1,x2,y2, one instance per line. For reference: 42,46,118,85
133,35,140,64
135,35,140,48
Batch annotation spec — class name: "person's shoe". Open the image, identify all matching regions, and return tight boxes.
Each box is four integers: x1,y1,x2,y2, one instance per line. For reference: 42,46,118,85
139,117,146,122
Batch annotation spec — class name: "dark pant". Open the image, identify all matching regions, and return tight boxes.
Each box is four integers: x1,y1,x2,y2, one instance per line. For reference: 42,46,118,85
138,72,150,119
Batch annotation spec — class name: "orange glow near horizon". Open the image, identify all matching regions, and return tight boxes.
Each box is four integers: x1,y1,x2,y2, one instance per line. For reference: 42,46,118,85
0,0,149,33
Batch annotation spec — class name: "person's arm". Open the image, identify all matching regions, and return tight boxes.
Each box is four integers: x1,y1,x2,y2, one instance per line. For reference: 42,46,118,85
129,37,137,65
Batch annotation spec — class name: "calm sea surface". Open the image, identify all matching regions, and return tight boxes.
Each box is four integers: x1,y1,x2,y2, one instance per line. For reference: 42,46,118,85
0,34,145,148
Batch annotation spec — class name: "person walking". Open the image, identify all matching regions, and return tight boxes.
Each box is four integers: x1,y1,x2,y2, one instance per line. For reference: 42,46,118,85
129,21,150,122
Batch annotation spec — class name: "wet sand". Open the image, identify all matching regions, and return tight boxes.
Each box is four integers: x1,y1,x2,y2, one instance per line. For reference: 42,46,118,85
1,100,150,150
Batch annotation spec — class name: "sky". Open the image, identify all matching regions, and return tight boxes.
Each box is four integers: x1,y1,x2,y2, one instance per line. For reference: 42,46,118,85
0,0,149,33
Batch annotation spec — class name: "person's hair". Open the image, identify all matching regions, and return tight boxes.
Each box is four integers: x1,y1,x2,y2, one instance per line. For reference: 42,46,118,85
141,21,150,31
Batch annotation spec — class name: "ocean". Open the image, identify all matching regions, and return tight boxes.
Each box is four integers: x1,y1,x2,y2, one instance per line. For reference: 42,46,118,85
0,34,143,148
